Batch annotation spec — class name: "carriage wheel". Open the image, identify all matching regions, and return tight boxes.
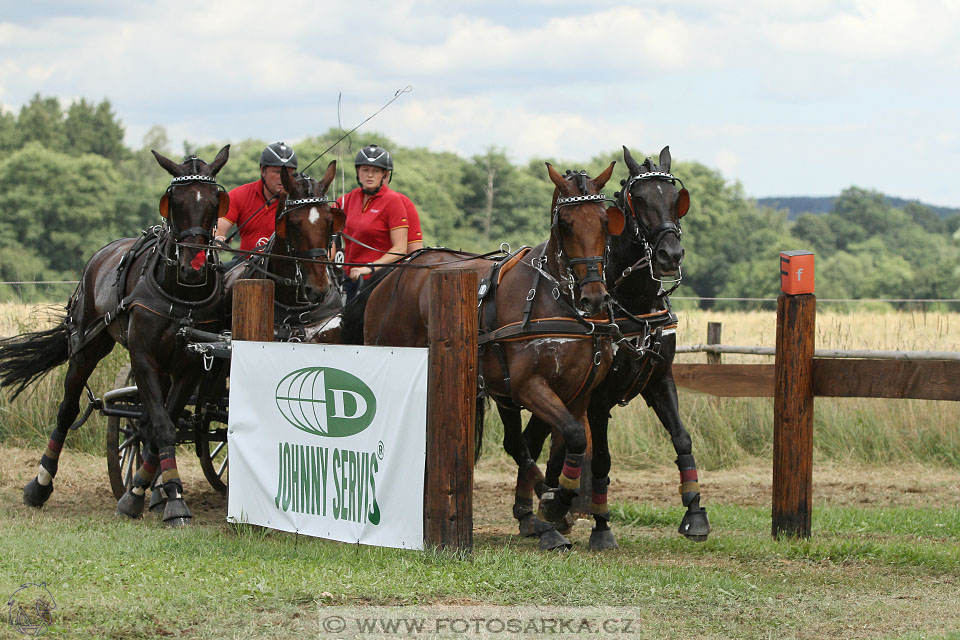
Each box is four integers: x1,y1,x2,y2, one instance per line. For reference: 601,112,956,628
105,364,143,500
196,420,228,494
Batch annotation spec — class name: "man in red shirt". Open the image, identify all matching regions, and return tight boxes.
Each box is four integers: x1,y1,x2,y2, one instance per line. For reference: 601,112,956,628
338,144,422,299
215,142,297,259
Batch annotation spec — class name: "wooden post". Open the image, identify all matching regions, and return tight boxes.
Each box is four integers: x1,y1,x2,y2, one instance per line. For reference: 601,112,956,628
706,322,722,364
772,291,816,538
232,279,274,341
424,269,477,552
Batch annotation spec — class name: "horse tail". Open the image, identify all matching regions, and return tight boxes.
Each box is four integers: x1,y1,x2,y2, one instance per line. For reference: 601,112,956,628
339,267,394,345
0,320,70,400
474,393,487,463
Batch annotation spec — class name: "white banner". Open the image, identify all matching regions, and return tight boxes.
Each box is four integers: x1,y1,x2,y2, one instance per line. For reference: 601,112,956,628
227,342,427,550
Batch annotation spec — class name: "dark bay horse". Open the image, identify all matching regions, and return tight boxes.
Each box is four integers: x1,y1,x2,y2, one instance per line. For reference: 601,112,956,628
225,161,344,342
0,147,230,526
353,163,625,549
521,146,711,550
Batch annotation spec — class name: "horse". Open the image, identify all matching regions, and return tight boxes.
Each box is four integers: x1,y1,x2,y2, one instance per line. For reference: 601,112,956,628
351,162,626,550
0,146,230,527
519,145,711,550
224,161,344,342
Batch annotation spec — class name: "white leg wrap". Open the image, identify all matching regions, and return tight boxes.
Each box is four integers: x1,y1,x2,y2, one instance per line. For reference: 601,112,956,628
37,466,53,486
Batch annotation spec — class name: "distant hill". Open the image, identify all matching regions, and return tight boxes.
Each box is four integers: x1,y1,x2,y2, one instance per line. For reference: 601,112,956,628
756,196,960,220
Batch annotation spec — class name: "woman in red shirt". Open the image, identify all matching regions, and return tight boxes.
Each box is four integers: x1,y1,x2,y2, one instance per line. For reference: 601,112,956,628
338,144,417,299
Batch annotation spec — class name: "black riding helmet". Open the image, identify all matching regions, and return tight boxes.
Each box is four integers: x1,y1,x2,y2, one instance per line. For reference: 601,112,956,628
260,141,298,169
354,144,393,195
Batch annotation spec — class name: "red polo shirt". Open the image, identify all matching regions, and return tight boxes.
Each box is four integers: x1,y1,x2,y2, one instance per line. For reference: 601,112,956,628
224,180,279,251
398,193,423,244
338,185,409,268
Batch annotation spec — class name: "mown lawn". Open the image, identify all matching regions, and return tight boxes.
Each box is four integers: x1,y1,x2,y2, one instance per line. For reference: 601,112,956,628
2,453,958,639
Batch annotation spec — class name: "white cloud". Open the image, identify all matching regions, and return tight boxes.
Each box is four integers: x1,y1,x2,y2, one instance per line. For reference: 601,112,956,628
2,2,960,205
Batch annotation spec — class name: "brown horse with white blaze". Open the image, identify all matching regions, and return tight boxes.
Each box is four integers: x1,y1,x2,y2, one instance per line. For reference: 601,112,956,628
352,162,624,549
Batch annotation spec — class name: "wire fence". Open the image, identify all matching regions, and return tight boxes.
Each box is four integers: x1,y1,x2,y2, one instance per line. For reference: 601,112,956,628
3,281,960,310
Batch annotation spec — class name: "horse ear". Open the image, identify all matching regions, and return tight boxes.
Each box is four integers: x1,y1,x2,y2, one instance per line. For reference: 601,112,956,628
275,195,287,238
319,160,337,194
593,161,616,190
280,168,297,196
217,191,230,218
658,146,672,174
331,207,346,233
606,206,625,235
545,162,568,191
152,150,181,177
158,192,170,219
623,146,642,176
209,144,230,176
677,188,690,218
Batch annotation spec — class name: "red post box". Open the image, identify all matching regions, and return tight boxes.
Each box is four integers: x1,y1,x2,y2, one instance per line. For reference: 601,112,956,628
780,250,814,295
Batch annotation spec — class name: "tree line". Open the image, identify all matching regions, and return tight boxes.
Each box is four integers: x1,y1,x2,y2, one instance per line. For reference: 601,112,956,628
3,93,960,308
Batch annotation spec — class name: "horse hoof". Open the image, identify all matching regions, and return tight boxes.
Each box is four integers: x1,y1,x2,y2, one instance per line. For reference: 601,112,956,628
115,491,145,519
538,527,572,552
555,512,577,535
679,507,711,541
589,527,619,551
162,498,193,527
23,477,53,508
517,512,537,538
538,489,572,523
149,486,168,513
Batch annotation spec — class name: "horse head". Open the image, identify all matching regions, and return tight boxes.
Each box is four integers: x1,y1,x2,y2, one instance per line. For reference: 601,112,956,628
275,160,343,304
620,145,688,280
153,145,230,285
546,161,622,316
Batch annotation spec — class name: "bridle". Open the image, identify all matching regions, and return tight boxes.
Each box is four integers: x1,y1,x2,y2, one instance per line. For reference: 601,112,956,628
545,170,614,305
614,170,686,295
160,159,225,286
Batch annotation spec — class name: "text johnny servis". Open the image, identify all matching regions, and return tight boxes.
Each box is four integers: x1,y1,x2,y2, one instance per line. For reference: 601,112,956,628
274,442,381,525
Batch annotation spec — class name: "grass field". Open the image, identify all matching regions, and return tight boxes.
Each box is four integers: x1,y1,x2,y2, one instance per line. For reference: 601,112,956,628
1,448,958,639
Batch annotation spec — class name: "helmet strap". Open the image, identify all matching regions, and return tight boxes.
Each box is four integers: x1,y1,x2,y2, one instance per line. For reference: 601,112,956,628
357,170,387,196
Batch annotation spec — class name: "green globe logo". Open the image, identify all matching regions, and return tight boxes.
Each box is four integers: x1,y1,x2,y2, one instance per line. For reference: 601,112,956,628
275,367,377,437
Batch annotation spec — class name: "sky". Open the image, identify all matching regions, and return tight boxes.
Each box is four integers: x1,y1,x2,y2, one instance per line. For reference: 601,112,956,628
1,0,959,207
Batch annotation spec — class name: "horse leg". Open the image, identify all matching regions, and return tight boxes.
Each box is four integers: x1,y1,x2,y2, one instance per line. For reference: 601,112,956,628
128,348,191,527
585,393,618,550
518,381,589,530
24,334,114,507
116,436,161,519
514,415,552,537
641,372,711,541
500,406,570,551
157,372,201,527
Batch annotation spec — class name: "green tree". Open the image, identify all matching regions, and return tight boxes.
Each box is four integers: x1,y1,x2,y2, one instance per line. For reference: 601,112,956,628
65,98,127,162
0,110,16,153
0,143,121,273
16,94,67,150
